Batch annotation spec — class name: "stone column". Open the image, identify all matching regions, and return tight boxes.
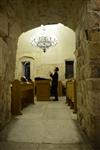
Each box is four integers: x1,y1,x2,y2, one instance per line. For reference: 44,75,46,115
76,0,100,148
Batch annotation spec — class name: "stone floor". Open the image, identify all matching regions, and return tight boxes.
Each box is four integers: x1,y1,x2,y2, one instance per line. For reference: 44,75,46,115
0,97,94,150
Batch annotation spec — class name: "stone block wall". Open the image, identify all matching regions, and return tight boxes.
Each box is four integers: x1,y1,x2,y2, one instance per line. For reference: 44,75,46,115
0,1,22,128
76,0,100,148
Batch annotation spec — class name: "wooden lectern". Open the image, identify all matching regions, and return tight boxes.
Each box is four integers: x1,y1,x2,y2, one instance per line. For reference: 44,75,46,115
35,79,50,101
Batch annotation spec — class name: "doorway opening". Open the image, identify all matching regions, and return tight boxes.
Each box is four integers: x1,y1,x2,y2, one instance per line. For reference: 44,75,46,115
22,61,30,80
65,60,74,79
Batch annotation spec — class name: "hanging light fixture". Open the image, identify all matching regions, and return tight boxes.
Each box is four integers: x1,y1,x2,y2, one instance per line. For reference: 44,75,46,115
30,25,57,52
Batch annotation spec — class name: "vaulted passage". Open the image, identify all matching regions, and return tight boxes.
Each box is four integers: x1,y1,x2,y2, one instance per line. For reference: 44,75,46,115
0,0,100,150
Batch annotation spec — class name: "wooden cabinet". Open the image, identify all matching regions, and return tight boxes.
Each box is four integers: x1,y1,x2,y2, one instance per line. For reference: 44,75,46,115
35,80,50,101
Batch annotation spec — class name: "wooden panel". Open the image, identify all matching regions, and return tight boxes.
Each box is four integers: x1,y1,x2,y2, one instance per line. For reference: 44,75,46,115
11,80,34,115
58,81,62,96
35,80,50,101
11,80,22,115
66,79,77,112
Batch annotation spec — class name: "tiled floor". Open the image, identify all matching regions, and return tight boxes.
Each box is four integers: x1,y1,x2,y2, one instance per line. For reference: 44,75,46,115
0,97,94,150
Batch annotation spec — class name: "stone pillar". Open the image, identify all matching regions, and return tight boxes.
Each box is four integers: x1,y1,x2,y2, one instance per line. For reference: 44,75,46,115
0,2,22,128
76,0,100,148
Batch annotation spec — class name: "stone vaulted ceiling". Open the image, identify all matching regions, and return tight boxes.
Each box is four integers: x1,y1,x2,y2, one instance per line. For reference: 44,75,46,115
0,0,87,32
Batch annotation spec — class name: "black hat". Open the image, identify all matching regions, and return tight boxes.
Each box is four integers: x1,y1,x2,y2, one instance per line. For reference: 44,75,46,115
55,67,59,71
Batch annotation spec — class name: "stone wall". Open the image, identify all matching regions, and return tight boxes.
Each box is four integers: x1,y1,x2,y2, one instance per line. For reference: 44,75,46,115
0,1,22,128
76,0,100,148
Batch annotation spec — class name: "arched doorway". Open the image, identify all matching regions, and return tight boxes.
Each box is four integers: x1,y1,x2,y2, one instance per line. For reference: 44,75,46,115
22,61,30,80
16,23,75,81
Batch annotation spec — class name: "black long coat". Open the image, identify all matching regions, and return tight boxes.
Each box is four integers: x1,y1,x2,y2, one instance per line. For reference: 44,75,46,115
50,71,58,95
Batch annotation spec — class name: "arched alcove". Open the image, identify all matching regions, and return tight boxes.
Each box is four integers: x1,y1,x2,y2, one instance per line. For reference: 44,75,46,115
15,56,35,80
16,23,75,80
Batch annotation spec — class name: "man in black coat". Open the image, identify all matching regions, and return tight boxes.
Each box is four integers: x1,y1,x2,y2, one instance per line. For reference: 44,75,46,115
50,67,59,101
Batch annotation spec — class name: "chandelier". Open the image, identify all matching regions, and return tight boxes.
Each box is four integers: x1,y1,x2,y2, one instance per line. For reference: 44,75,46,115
30,25,57,52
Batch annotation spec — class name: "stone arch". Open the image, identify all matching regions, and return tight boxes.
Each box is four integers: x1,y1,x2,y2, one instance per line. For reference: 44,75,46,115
19,56,34,61
16,23,76,81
